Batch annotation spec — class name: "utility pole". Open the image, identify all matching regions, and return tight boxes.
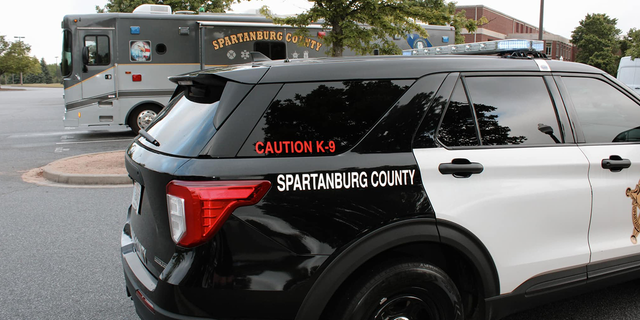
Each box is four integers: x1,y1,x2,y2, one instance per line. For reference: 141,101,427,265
14,36,25,85
538,0,544,41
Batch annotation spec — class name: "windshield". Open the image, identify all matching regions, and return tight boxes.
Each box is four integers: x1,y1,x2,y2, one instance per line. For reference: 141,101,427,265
138,94,219,157
61,30,72,77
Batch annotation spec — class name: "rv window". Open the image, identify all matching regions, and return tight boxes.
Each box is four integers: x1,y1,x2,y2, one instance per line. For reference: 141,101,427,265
254,41,286,60
84,35,110,66
61,30,72,77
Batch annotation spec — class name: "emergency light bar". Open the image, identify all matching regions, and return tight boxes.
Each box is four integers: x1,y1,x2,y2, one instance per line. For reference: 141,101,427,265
403,39,545,56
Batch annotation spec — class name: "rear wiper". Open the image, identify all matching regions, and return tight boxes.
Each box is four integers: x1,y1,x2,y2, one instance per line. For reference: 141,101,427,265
139,129,160,146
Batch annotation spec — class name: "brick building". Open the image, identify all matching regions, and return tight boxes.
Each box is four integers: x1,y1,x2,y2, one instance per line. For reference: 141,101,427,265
456,5,574,61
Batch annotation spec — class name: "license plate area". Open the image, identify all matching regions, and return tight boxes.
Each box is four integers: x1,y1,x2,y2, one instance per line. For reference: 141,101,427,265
131,181,142,215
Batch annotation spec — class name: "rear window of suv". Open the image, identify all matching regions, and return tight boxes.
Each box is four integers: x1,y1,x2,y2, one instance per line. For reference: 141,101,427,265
238,80,413,157
137,94,220,156
138,80,252,157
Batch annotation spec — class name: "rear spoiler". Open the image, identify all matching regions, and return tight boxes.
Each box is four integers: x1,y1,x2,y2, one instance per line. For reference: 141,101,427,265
168,63,269,102
169,74,228,104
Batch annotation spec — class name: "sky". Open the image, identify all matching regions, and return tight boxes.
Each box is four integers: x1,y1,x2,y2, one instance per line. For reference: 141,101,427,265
0,0,637,64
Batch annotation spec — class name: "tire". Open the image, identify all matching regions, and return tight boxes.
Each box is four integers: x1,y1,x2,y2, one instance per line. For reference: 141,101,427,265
128,104,161,134
329,260,464,320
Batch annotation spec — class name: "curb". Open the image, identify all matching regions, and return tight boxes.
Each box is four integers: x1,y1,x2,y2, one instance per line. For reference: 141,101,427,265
42,151,131,186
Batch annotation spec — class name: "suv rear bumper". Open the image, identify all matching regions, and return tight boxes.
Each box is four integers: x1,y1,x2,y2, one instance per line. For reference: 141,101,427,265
121,219,293,320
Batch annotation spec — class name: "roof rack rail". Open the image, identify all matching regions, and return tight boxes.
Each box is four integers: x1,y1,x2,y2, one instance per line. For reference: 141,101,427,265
403,39,548,59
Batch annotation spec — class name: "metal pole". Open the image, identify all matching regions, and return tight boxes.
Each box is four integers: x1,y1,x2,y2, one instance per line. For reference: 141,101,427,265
14,36,25,85
538,0,544,40
199,25,205,70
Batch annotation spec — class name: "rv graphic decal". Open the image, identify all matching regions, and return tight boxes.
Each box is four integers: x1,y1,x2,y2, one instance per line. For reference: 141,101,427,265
212,31,323,51
130,40,152,62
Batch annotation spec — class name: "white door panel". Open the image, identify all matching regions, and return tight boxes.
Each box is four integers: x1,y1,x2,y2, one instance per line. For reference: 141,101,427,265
558,75,640,265
414,146,591,293
581,145,640,262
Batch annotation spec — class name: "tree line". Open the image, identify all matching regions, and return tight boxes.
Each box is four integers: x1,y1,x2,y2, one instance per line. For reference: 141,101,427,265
571,13,640,76
0,35,62,87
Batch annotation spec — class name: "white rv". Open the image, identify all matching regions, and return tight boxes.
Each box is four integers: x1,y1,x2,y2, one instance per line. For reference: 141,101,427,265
61,5,455,133
617,56,640,95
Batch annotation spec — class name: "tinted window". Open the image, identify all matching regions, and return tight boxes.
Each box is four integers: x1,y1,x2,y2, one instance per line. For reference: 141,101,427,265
438,81,479,147
84,35,110,65
563,77,640,143
239,80,412,157
61,30,72,77
465,76,561,146
254,41,286,60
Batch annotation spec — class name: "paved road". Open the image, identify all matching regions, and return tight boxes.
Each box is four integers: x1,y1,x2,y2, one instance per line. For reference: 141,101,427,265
2,87,640,320
0,87,137,320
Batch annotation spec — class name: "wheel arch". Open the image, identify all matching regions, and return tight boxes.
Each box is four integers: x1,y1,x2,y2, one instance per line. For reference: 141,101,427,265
294,218,499,320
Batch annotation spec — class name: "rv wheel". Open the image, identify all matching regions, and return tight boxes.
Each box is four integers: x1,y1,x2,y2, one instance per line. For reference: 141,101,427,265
129,104,161,134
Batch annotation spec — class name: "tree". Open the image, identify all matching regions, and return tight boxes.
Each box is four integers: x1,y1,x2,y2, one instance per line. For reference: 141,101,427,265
260,0,485,57
97,0,239,13
0,36,40,88
626,28,640,59
47,63,62,84
24,58,53,84
571,13,621,76
39,58,53,83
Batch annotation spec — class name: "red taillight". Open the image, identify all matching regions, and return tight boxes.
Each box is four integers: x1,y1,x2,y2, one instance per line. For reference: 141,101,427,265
132,74,142,82
166,180,271,248
135,290,154,313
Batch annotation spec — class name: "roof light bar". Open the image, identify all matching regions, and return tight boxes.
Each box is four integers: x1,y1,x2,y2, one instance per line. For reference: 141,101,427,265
404,39,545,56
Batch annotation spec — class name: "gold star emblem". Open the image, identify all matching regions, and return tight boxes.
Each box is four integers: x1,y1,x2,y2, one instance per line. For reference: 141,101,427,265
625,181,640,244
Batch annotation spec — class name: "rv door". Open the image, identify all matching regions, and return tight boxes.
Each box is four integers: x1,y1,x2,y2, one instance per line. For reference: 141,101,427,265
78,28,116,101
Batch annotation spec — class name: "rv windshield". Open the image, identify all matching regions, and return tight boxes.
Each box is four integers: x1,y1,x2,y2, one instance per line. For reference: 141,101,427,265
61,30,72,77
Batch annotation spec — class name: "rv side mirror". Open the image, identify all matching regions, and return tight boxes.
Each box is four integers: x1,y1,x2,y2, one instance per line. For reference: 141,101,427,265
82,46,89,72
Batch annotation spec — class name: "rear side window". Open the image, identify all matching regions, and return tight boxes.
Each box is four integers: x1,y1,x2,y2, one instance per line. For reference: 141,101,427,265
438,82,479,147
238,80,412,157
464,76,561,146
433,76,562,148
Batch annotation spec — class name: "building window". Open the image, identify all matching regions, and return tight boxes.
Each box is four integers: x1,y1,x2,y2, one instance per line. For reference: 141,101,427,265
546,43,552,56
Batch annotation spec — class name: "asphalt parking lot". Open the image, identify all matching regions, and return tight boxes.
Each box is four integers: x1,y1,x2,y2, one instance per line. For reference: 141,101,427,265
2,86,640,319
0,87,137,320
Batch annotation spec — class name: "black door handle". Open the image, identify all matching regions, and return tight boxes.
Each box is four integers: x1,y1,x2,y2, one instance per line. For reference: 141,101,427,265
601,155,631,172
439,158,484,178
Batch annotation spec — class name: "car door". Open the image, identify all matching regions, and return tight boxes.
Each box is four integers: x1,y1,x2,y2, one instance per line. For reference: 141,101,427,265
413,73,592,294
558,75,640,266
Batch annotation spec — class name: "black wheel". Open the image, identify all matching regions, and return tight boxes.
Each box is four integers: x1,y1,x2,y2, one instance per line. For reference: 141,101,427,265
330,261,464,320
128,104,161,134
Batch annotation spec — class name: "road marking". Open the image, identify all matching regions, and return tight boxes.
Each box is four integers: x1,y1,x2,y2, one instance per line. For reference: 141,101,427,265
55,138,132,145
9,130,94,138
55,147,70,153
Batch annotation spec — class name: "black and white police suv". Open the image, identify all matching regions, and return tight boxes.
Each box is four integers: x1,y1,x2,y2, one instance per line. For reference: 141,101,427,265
122,39,640,320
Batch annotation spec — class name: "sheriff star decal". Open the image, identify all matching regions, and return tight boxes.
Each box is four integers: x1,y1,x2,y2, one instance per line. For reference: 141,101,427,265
625,180,640,244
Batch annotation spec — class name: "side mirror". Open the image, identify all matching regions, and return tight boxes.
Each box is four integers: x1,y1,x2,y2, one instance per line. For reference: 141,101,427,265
538,123,561,144
82,46,89,72
537,123,554,135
